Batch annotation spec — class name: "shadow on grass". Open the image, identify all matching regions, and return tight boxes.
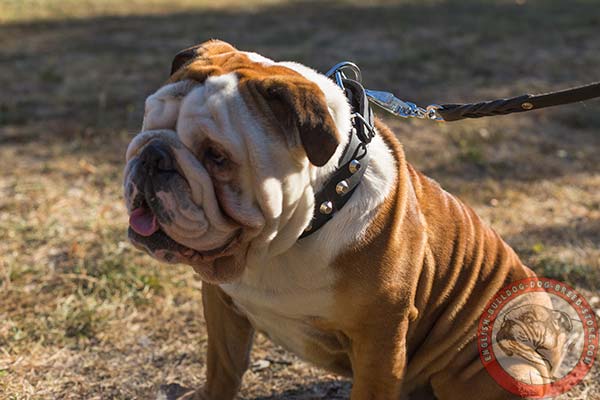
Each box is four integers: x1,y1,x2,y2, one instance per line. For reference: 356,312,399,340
1,0,599,182
1,3,599,115
157,380,351,400
248,379,351,400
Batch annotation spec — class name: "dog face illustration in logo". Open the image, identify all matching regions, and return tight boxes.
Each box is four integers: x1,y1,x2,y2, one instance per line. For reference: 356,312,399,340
496,304,573,382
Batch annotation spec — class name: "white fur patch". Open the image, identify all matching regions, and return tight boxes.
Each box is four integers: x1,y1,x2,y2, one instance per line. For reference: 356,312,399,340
142,80,197,131
242,51,276,66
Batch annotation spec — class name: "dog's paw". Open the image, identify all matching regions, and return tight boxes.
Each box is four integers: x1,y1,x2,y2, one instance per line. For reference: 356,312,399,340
156,383,201,400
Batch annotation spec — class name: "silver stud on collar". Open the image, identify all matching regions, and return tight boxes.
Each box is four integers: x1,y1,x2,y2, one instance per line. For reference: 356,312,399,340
319,201,333,215
336,180,350,195
304,222,313,232
349,159,361,174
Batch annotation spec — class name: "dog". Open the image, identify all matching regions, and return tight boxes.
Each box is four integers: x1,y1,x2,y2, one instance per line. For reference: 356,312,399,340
124,40,565,399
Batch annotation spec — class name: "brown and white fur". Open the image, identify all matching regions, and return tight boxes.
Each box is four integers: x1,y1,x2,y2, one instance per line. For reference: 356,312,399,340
124,40,564,399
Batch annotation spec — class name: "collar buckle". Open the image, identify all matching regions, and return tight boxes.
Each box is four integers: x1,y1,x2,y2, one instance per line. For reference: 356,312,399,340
351,112,375,144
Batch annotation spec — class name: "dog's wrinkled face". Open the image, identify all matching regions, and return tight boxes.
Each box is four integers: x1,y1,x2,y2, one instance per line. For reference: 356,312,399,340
496,304,572,372
123,40,350,283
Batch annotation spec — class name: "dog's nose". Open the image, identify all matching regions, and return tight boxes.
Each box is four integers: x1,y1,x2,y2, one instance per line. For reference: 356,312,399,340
139,141,175,172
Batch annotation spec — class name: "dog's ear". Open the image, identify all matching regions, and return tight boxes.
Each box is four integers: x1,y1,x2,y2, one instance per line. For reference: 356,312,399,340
243,76,340,166
171,44,202,76
170,40,237,76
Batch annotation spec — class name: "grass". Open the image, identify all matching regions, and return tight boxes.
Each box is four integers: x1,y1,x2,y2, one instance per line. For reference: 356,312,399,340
0,0,285,23
0,0,599,398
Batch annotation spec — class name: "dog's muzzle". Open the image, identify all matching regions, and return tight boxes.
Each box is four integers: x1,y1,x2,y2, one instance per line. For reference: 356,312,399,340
124,134,242,270
129,140,176,237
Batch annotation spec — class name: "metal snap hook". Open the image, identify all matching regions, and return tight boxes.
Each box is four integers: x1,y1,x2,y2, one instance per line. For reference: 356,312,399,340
325,61,362,83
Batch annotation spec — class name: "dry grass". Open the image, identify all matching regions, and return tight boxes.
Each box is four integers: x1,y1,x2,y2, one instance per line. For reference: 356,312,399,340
0,0,599,398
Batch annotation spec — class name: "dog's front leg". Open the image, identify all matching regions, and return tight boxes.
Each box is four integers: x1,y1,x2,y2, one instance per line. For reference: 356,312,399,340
349,319,409,400
193,283,255,400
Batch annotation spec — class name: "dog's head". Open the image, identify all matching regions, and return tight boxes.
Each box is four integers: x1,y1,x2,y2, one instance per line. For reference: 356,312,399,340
496,304,573,372
123,40,351,283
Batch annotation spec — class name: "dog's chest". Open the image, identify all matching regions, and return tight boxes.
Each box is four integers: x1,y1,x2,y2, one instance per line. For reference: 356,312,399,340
219,257,345,364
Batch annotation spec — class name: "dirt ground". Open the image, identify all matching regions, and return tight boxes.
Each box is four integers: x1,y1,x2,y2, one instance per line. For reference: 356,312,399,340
1,0,599,399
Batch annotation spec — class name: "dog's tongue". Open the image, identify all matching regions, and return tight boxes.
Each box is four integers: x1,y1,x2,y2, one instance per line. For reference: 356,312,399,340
129,207,159,237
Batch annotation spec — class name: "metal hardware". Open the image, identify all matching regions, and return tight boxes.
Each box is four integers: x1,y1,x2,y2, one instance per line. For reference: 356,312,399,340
521,102,534,110
325,61,362,83
349,159,361,174
351,112,376,142
336,180,350,195
319,201,333,215
325,61,443,122
365,89,444,121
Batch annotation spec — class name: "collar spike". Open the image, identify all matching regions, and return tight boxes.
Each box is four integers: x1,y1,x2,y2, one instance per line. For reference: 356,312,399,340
348,160,361,174
319,201,333,215
336,180,350,195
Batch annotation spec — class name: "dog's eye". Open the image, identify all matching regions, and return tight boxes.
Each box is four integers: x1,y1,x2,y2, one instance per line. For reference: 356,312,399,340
205,146,227,167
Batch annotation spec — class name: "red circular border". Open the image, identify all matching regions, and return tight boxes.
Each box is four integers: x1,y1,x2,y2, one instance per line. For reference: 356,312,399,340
477,277,598,398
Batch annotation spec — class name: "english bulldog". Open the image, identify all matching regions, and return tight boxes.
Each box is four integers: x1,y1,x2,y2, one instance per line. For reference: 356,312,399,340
123,40,564,399
496,304,572,384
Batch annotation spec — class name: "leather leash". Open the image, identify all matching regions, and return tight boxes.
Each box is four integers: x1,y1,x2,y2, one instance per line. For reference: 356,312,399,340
437,81,600,121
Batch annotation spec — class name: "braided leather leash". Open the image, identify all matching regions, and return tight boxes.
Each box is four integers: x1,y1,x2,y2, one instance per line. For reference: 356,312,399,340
437,81,600,121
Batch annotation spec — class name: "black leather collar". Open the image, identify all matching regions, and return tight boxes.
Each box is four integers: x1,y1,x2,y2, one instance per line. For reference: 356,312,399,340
300,78,375,238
